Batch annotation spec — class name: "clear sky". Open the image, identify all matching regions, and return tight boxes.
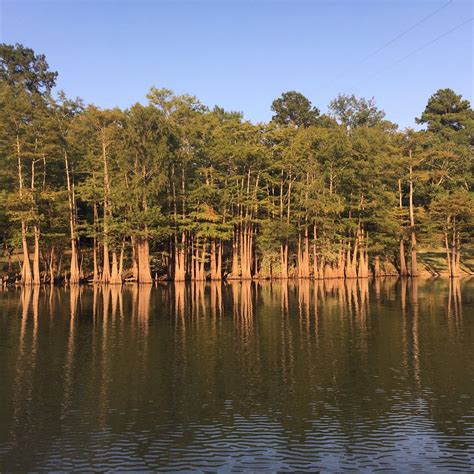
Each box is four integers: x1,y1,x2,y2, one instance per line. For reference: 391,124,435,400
0,0,472,128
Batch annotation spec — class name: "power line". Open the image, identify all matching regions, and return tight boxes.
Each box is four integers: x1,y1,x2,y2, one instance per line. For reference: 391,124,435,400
349,17,473,91
324,0,453,86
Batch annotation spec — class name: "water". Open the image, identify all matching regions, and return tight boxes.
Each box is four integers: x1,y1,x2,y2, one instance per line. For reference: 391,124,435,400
0,278,473,471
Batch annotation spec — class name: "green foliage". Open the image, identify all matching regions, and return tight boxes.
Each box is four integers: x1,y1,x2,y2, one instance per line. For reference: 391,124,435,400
329,94,385,130
271,91,320,128
0,43,57,95
0,43,472,277
416,88,473,139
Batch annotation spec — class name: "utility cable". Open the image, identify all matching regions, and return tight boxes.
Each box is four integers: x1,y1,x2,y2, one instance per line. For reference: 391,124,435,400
324,0,454,87
349,16,473,90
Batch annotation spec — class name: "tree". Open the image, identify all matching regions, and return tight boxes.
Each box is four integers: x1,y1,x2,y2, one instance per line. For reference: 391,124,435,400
0,44,58,284
416,88,473,139
271,91,320,128
329,94,385,130
0,43,57,95
48,93,84,283
415,90,473,275
2,43,472,284
121,102,175,282
430,191,474,277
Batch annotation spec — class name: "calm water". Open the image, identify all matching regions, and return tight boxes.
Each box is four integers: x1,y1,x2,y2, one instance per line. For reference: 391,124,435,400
0,279,473,471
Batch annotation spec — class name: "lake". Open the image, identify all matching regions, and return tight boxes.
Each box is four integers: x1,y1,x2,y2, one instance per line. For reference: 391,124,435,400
0,279,473,471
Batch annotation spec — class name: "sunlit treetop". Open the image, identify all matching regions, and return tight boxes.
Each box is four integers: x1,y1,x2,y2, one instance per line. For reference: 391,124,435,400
0,43,57,95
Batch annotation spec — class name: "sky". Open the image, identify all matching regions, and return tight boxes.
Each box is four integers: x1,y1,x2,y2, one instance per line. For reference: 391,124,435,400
0,0,472,128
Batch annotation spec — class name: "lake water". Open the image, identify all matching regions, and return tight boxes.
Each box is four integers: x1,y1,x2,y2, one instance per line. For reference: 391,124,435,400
0,279,473,471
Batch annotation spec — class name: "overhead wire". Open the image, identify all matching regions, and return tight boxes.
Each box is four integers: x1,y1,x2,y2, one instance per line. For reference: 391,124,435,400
349,16,473,91
323,0,454,87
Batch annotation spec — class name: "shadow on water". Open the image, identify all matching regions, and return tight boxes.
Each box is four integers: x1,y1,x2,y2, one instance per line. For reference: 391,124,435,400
0,278,473,470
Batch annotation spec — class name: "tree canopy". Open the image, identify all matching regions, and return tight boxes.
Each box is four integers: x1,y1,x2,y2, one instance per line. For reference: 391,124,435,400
271,91,320,128
0,43,472,284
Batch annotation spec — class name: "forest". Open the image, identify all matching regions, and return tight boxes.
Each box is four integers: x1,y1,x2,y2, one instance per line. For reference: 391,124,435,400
0,43,473,285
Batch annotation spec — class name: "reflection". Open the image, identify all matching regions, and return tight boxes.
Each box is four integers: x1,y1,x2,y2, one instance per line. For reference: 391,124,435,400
173,282,186,321
410,279,421,391
210,281,223,318
297,280,311,346
233,281,253,327
92,284,99,321
191,281,206,319
99,285,110,428
374,276,381,302
346,277,358,322
10,287,37,450
380,277,398,301
0,280,474,472
400,278,408,372
19,286,32,355
447,278,463,328
66,284,80,366
136,284,151,329
63,284,80,420
313,280,320,338
281,280,289,316
359,278,369,321
298,279,310,320
110,284,121,320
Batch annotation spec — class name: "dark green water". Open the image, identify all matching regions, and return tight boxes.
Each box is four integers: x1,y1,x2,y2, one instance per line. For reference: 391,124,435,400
0,279,473,471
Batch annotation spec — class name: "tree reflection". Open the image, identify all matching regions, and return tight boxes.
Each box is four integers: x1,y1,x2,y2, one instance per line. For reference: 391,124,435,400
1,279,473,470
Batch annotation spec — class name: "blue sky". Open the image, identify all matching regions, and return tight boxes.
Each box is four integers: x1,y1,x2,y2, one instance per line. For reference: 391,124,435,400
0,0,472,128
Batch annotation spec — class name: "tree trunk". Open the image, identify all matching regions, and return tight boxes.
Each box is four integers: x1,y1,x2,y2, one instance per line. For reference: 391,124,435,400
49,246,55,285
298,227,310,278
409,161,418,277
137,236,153,283
17,135,32,285
319,255,325,280
297,233,302,278
93,202,100,283
374,255,381,277
451,223,457,278
410,232,418,277
191,235,196,281
194,238,206,281
398,178,408,277
217,240,223,280
281,242,288,279
210,239,221,280
455,231,461,277
449,219,460,278
445,228,452,278
303,227,310,278
110,250,122,285
131,235,139,281
210,240,217,280
64,150,79,284
102,240,111,283
241,224,252,280
337,245,345,278
118,240,125,276
174,232,187,281
33,225,41,285
312,225,318,279
101,131,111,284
358,231,368,278
93,237,99,283
230,226,240,278
399,239,408,277
69,239,79,284
21,221,33,285
345,249,353,279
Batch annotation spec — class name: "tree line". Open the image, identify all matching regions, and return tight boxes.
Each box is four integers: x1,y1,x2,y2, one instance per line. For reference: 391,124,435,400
0,43,472,285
